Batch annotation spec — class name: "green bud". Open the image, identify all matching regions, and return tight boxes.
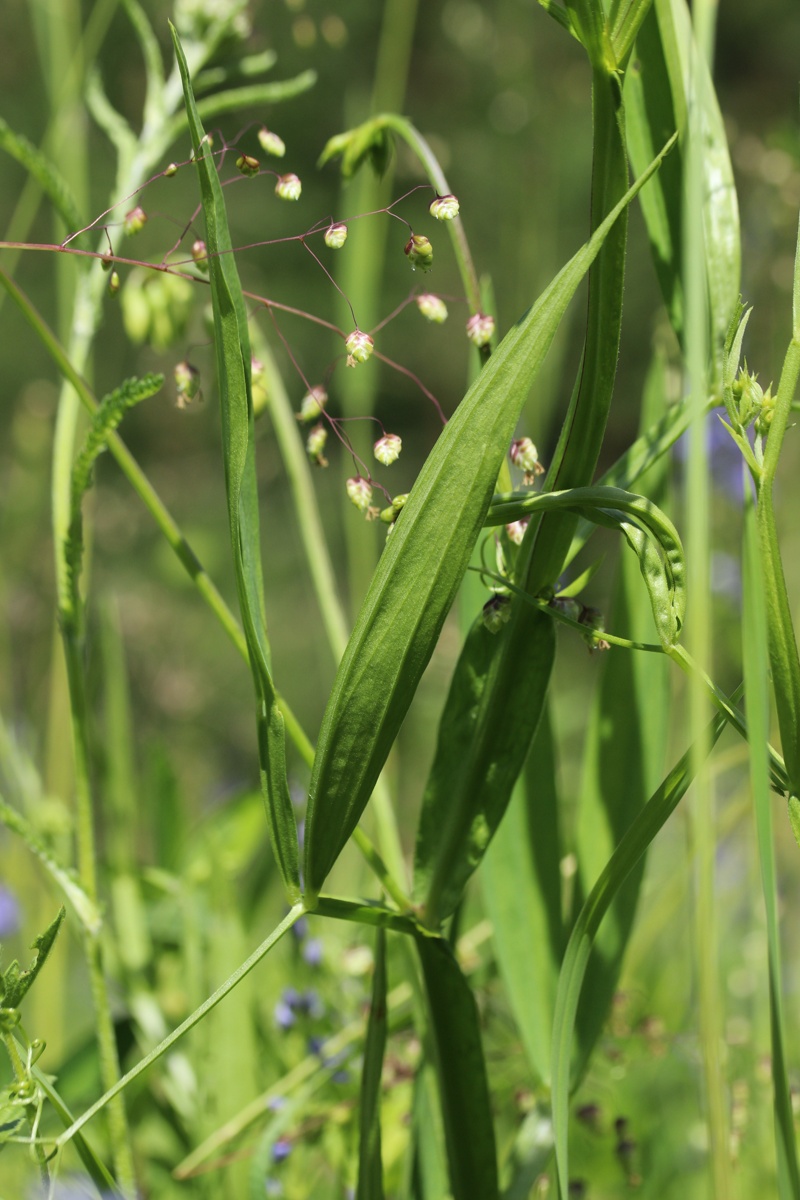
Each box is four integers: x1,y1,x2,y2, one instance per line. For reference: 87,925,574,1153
101,252,113,271
466,312,495,347
258,127,286,157
275,173,302,200
374,433,402,465
165,162,179,177
108,270,120,296
404,233,434,272
429,193,459,220
236,153,260,177
324,222,348,249
192,239,209,273
306,423,329,466
297,385,328,422
345,329,374,364
416,293,448,323
174,360,201,408
346,475,373,514
124,206,147,235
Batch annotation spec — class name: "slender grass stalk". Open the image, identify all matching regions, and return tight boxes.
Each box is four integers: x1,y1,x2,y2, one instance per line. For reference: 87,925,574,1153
683,0,731,1189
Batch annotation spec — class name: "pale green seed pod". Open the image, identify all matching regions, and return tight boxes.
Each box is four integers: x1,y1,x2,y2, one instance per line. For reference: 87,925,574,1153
466,312,495,347
165,162,179,177
174,360,201,408
416,293,448,323
275,173,302,200
236,153,260,177
429,193,460,220
258,127,286,157
124,206,147,236
405,234,433,272
306,423,329,466
192,239,209,273
324,222,348,249
297,385,328,422
346,475,373,513
345,330,374,364
374,433,402,465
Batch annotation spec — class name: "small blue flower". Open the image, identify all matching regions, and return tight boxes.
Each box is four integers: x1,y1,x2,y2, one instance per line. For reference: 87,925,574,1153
274,999,295,1031
291,915,308,942
0,886,21,938
302,937,323,967
272,1137,292,1163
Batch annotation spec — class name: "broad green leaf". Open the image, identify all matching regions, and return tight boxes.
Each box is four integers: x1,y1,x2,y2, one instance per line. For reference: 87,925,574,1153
481,704,563,1085
357,928,388,1200
1,907,66,1009
303,135,676,901
414,609,555,927
551,699,735,1192
416,935,499,1200
171,25,300,899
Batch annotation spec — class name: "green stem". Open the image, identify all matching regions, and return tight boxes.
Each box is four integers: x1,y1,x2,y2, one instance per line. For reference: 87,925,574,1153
55,903,305,1151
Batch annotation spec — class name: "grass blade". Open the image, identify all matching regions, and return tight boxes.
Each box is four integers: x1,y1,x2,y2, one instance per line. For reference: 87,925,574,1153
171,24,300,899
303,135,677,902
356,928,388,1200
416,935,499,1200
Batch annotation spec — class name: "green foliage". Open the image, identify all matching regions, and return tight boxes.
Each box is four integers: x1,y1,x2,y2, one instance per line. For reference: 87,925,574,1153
0,907,65,1010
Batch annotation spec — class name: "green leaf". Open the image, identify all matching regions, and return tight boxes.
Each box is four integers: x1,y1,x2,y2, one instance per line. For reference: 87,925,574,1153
551,700,735,1193
416,935,499,1200
317,117,394,178
1,907,66,1009
171,24,300,899
481,704,563,1085
414,609,555,927
303,134,677,902
356,928,388,1200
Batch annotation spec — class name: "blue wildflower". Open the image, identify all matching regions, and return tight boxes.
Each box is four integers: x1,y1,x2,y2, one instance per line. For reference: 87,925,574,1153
272,1137,292,1163
0,886,20,938
302,938,323,967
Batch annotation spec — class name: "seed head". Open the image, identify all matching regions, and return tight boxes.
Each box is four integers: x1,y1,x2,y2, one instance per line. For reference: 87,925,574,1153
344,329,374,365
192,239,209,273
416,293,448,323
124,206,147,236
466,312,495,348
108,270,120,296
306,423,329,466
236,153,260,177
379,493,408,524
101,252,113,271
297,385,328,422
165,162,179,177
374,433,402,465
505,517,530,546
405,234,434,272
324,222,348,249
275,173,302,201
174,360,201,408
429,193,460,221
346,475,373,514
258,127,286,157
510,437,544,484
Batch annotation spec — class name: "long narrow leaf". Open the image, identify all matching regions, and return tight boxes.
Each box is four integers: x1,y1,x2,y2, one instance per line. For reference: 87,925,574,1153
303,135,677,902
356,928,388,1200
171,25,300,898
